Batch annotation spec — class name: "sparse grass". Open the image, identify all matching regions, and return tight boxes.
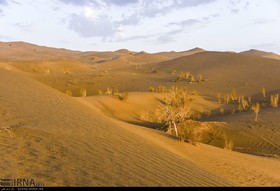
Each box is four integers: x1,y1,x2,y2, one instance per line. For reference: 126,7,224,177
270,94,279,108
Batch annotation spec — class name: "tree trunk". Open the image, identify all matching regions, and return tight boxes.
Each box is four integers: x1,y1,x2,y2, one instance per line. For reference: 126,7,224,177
255,113,258,122
172,121,179,138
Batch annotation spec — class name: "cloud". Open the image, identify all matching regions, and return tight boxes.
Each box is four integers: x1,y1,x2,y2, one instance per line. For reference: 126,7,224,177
58,0,139,6
169,19,203,27
14,22,33,32
0,0,7,12
105,0,139,6
254,18,276,25
63,0,219,40
68,14,118,38
0,0,7,5
119,13,142,26
155,35,175,44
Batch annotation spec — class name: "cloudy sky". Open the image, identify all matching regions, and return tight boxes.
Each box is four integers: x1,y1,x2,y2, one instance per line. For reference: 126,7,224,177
0,0,280,53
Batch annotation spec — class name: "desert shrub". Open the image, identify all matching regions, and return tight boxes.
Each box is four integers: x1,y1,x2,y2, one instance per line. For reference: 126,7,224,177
204,109,211,117
248,96,252,104
106,88,113,95
271,94,279,108
149,86,155,92
223,135,233,151
64,68,70,74
220,107,225,115
65,90,72,96
197,74,203,83
175,76,182,82
262,87,266,101
231,88,237,102
98,90,103,95
0,126,14,137
177,121,202,144
116,92,128,102
217,93,222,104
251,102,260,122
157,85,167,93
241,97,249,110
237,103,243,112
224,95,230,104
189,75,196,84
46,69,50,75
185,72,191,79
156,86,192,138
112,88,119,96
79,88,87,97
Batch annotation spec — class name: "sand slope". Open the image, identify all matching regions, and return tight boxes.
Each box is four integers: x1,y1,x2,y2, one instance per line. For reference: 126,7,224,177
77,95,280,186
240,49,280,60
0,68,233,186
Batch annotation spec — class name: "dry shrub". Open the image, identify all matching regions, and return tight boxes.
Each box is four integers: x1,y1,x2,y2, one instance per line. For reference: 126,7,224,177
65,90,72,96
271,94,279,108
149,86,155,92
176,120,204,144
231,88,237,102
64,68,70,74
106,88,113,95
116,92,128,102
217,93,222,104
223,135,233,151
220,107,225,115
251,102,260,122
158,85,167,93
79,88,87,97
262,87,266,101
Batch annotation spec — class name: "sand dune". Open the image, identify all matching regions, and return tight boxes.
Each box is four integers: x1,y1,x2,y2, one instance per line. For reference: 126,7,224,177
0,41,81,61
77,95,280,186
0,68,233,186
240,49,280,60
1,42,280,187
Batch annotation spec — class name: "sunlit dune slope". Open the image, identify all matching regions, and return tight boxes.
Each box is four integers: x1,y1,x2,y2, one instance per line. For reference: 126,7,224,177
149,51,280,96
240,49,280,60
77,95,280,186
0,68,233,186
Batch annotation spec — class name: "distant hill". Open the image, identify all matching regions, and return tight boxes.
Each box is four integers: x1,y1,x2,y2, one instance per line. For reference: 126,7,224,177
240,49,280,60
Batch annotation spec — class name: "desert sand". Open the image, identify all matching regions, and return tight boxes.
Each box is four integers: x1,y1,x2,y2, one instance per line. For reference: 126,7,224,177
0,41,280,186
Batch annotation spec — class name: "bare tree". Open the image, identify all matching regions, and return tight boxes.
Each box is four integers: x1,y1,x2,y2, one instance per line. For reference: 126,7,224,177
156,87,193,138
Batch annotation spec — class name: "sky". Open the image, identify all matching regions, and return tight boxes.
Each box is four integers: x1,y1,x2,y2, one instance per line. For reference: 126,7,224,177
0,0,280,53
